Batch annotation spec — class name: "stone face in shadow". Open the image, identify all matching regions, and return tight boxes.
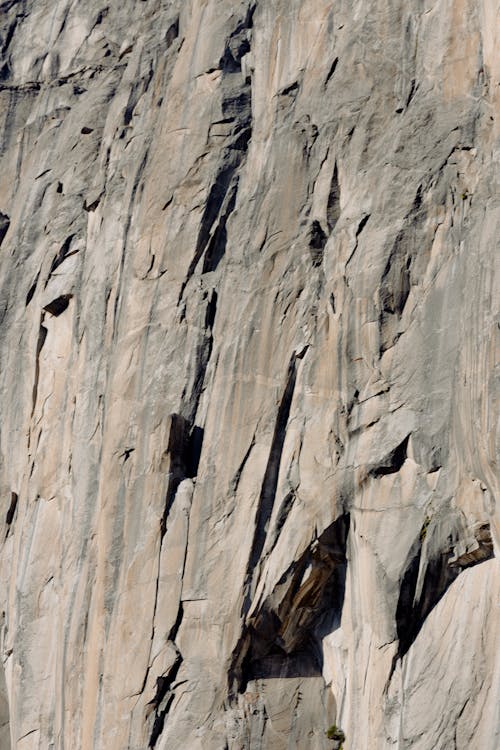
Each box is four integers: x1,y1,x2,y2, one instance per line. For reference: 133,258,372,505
232,513,350,692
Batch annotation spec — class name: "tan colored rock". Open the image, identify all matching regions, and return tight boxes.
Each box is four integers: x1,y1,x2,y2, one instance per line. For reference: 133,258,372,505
0,1,498,748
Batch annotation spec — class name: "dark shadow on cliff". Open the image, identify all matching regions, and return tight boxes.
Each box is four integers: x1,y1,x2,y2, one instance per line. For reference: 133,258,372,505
230,513,350,694
395,520,494,662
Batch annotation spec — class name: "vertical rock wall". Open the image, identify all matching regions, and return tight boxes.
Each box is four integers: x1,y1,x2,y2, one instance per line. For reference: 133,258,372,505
0,1,498,748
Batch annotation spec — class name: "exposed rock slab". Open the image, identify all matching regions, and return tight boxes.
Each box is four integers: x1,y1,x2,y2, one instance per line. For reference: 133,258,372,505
0,1,498,749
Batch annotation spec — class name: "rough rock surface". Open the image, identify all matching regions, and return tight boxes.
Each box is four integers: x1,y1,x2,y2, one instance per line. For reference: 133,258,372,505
0,1,499,748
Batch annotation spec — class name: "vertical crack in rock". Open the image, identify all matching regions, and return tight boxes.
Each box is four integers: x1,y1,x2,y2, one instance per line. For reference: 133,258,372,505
326,163,341,233
31,318,47,417
45,234,76,282
179,6,255,300
147,645,183,749
378,186,428,352
160,415,202,537
0,212,10,247
25,271,39,306
5,491,18,538
324,57,338,88
242,354,299,615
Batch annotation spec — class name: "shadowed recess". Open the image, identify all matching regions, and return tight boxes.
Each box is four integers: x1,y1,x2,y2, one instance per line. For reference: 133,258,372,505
231,513,350,694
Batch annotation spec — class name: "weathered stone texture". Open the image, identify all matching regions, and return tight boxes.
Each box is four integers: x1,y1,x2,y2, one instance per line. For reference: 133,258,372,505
0,1,498,748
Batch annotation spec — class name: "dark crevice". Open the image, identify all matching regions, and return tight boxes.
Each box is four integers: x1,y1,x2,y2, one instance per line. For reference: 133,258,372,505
395,521,494,664
356,214,370,238
123,66,154,126
187,338,213,421
43,294,72,317
242,355,299,616
204,290,217,330
0,212,10,247
379,186,427,352
180,166,237,297
202,178,239,273
271,491,295,542
369,435,409,477
406,78,417,107
148,620,184,748
1,17,17,55
160,416,204,538
165,18,179,49
230,435,255,495
84,195,101,212
308,220,327,267
148,653,182,748
46,234,76,280
148,693,174,749
380,236,412,314
179,8,253,301
186,426,204,478
231,514,350,695
25,272,39,306
324,57,338,87
346,214,371,267
148,652,182,717
279,81,300,98
168,602,184,643
93,7,108,27
5,491,18,525
31,320,48,416
326,164,341,232
219,3,255,73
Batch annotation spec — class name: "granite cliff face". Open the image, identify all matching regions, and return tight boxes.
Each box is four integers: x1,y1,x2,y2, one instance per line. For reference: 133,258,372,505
0,1,499,748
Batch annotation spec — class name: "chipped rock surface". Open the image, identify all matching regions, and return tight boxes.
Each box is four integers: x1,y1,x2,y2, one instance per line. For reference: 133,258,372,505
0,1,499,748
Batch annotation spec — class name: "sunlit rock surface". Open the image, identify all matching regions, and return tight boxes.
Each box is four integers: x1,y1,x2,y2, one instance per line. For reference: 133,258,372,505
0,1,498,748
